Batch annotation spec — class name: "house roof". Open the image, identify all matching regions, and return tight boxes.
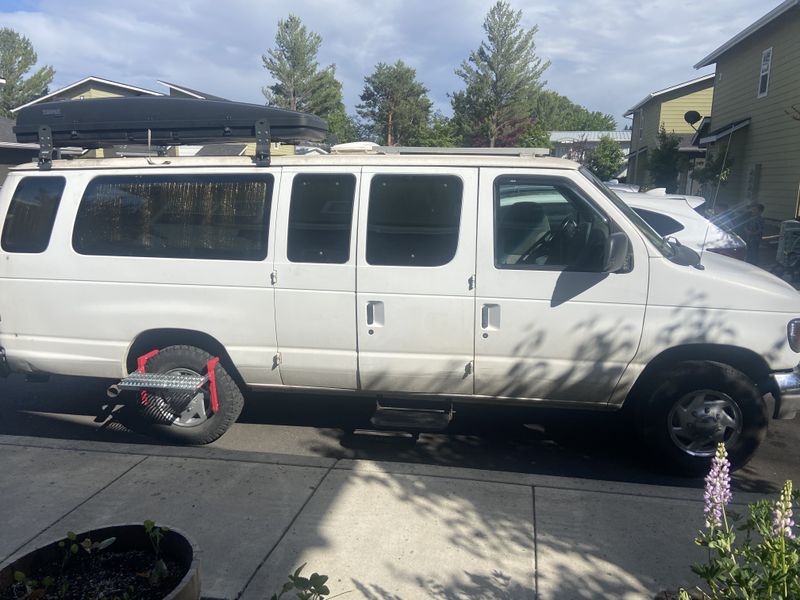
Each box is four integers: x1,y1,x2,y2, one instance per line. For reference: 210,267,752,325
11,76,162,113
624,73,715,116
695,0,799,68
156,80,228,101
549,131,631,143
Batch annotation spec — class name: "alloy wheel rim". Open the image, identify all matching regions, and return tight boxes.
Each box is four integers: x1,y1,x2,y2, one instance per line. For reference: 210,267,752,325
667,389,742,457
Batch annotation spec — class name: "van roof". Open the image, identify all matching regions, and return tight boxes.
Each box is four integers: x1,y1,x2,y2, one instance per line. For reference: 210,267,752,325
10,153,580,172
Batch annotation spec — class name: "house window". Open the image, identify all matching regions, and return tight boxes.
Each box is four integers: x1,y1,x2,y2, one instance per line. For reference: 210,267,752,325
758,48,772,98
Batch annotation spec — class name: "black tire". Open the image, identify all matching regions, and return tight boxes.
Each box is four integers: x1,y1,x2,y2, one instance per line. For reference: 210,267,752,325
636,361,768,476
123,345,244,445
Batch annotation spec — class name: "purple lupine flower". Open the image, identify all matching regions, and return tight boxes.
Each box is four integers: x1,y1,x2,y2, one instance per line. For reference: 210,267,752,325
772,480,796,540
704,443,732,529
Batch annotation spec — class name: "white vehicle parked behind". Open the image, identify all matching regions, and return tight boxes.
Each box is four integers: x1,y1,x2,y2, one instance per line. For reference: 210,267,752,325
617,191,747,260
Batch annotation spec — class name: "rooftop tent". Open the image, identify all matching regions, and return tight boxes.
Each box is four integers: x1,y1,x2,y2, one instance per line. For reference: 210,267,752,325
12,96,328,148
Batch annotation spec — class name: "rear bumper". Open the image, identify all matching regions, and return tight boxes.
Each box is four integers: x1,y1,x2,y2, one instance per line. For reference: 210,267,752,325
771,365,800,419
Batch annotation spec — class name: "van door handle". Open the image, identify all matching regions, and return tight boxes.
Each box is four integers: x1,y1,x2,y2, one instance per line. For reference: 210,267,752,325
481,304,500,330
366,301,384,327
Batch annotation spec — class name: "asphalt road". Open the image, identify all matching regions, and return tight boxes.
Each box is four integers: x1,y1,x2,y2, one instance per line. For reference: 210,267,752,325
1,373,798,495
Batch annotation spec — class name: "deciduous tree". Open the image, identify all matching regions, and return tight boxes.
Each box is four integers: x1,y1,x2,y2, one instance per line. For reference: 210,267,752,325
587,135,625,180
357,60,431,146
530,90,616,131
451,1,549,147
0,28,54,117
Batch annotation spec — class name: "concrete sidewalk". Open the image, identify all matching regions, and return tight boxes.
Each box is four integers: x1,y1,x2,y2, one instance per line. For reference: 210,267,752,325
0,434,743,599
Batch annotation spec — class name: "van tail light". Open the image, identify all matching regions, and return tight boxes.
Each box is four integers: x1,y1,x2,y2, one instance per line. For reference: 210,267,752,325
707,246,747,261
789,319,800,353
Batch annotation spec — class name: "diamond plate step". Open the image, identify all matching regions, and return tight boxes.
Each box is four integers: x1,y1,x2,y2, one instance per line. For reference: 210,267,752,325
117,372,208,392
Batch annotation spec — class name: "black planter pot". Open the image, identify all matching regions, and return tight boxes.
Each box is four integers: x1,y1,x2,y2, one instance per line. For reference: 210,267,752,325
0,524,200,600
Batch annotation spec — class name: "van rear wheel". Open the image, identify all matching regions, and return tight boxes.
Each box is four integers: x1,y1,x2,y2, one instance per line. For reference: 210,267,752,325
124,345,244,445
637,361,768,475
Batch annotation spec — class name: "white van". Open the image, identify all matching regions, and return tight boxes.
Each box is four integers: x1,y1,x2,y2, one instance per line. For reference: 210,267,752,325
1,142,799,473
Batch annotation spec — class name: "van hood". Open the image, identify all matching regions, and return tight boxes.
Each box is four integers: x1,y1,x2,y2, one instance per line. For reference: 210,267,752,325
650,251,800,314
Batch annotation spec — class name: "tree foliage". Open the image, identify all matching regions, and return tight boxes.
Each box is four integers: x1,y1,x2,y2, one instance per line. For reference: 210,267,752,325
262,15,344,120
0,28,54,117
357,60,431,146
451,1,550,147
648,126,688,192
587,135,625,180
409,112,458,147
530,90,616,131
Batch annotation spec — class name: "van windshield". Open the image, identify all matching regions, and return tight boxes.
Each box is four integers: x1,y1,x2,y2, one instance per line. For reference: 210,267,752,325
579,167,675,258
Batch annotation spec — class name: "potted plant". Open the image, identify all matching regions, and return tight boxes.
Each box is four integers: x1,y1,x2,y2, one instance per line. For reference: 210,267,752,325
0,521,200,600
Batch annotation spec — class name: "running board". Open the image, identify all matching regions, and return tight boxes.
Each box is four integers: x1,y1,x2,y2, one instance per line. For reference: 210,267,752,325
370,402,454,432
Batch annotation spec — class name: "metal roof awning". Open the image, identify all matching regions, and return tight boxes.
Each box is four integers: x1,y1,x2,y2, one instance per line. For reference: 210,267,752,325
625,146,648,159
698,118,751,145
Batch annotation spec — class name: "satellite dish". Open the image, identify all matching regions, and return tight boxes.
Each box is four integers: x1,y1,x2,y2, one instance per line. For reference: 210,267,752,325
684,110,702,126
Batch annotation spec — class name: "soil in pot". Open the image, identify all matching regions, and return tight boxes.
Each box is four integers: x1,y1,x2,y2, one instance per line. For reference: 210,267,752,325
0,524,198,600
2,548,183,600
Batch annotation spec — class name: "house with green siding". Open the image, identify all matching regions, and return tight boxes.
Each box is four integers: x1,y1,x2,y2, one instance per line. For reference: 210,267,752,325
694,0,800,221
624,74,714,191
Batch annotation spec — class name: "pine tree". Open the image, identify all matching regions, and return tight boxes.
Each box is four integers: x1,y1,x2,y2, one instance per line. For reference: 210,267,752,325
0,28,54,117
451,1,549,147
357,61,432,146
262,15,344,120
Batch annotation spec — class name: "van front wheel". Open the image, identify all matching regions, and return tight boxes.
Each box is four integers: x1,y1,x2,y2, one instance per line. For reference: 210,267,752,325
637,361,767,475
125,345,244,445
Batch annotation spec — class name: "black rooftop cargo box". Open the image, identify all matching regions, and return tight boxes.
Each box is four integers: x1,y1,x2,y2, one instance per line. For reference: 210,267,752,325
13,96,328,148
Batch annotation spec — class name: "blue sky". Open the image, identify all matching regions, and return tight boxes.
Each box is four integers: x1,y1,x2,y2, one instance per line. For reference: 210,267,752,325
0,0,782,127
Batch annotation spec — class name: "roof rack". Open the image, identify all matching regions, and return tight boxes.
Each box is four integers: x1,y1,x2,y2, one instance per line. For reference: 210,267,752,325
13,96,328,169
330,142,550,157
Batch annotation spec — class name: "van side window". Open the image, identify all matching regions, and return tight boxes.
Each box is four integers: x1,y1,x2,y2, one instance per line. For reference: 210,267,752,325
73,174,273,260
495,176,609,271
367,174,462,267
1,177,66,253
288,174,356,264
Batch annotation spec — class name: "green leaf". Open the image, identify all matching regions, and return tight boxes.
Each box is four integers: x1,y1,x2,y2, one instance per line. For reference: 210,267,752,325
295,576,311,590
41,576,54,589
66,531,76,541
70,543,78,554
14,571,26,583
143,520,154,532
96,536,116,551
318,585,330,596
293,563,307,578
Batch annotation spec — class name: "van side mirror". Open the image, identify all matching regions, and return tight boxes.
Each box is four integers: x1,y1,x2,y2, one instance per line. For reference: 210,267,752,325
603,232,629,272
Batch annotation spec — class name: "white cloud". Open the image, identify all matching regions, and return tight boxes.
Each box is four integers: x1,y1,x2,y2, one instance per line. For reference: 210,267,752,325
0,0,783,125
